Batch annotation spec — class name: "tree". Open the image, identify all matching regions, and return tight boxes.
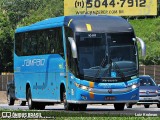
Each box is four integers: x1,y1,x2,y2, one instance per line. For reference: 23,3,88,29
0,8,13,72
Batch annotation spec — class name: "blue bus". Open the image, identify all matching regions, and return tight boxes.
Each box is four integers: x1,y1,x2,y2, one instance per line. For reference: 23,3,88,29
14,15,146,110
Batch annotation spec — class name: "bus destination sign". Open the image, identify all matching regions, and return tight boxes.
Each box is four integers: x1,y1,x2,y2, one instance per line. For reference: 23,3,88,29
64,0,157,16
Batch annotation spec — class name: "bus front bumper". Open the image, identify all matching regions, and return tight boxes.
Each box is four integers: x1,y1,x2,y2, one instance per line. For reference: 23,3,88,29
68,87,139,104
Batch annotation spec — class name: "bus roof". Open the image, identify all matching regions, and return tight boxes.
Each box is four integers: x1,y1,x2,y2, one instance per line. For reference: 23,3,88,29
15,15,133,33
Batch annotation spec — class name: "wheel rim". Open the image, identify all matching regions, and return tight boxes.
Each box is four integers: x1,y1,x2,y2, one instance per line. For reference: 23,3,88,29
7,94,10,104
19,100,22,105
28,97,31,107
63,92,67,106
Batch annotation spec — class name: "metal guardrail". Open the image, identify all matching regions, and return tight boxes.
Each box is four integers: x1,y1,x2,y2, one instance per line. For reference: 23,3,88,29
139,65,160,84
0,74,13,91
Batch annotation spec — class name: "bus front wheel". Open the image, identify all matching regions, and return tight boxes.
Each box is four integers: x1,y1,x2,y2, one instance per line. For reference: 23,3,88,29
114,103,125,111
78,104,87,111
144,105,150,108
63,91,73,110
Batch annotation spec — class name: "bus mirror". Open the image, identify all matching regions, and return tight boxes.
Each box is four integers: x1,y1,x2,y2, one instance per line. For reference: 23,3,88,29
68,37,78,58
136,37,146,57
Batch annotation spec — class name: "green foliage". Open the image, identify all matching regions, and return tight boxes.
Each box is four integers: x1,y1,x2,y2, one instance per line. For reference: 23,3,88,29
130,17,160,65
19,0,63,26
0,0,63,72
1,0,42,27
0,8,13,72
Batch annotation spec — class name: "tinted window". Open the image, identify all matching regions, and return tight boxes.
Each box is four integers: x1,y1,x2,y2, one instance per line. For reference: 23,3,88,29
15,28,64,56
76,33,107,77
140,77,156,86
108,32,135,46
108,32,137,63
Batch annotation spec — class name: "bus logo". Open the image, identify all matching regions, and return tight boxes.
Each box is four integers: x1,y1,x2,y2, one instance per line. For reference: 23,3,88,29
22,59,45,66
108,89,112,94
146,91,150,95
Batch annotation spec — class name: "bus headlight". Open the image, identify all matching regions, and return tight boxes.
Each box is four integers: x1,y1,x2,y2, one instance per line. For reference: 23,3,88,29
156,90,160,94
132,84,139,89
74,82,90,91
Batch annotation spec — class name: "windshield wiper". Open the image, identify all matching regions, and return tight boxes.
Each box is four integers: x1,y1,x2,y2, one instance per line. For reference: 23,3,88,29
94,54,109,81
112,60,126,81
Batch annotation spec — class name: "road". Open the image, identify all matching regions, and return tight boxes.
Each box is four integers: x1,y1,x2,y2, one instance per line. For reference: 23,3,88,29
0,104,160,117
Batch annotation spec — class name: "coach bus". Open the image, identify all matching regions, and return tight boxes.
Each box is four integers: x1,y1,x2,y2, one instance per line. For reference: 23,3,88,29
14,15,146,110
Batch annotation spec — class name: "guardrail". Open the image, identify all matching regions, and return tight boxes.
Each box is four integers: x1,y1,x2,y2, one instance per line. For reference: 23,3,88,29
0,74,13,91
139,65,160,84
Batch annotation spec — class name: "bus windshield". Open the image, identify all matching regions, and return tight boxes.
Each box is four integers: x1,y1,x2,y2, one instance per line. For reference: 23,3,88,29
108,33,137,63
76,32,138,81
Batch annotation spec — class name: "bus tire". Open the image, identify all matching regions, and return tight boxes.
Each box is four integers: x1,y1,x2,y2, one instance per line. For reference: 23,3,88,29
27,87,35,110
63,91,73,110
19,100,26,106
114,103,125,111
7,91,15,106
78,104,87,111
72,104,78,111
126,103,132,108
144,105,149,108
157,104,160,108
35,102,45,110
38,105,45,110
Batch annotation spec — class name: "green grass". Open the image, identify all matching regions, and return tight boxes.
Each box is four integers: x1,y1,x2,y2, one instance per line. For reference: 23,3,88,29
62,117,160,120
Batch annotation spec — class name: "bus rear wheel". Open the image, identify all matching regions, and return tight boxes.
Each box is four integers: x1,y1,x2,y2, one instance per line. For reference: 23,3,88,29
7,91,15,106
114,103,125,110
19,100,26,106
27,88,35,110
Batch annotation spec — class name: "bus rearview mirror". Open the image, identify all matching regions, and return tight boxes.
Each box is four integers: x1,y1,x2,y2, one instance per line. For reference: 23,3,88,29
136,37,146,57
68,37,78,58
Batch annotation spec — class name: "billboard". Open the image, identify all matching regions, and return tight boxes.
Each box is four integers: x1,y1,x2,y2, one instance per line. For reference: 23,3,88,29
64,0,157,16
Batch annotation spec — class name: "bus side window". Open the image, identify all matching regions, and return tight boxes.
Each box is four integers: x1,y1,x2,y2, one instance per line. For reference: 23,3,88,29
31,32,37,55
15,33,23,56
23,32,29,55
16,28,65,56
55,28,64,57
51,30,56,54
46,30,54,54
37,31,45,54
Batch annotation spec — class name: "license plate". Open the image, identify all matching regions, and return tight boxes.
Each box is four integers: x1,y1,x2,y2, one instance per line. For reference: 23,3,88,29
143,97,153,100
105,96,116,100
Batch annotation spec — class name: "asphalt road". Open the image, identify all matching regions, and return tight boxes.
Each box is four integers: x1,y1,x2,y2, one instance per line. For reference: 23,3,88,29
0,104,160,117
